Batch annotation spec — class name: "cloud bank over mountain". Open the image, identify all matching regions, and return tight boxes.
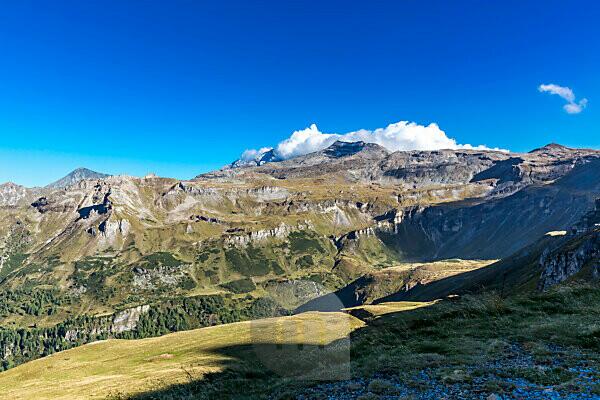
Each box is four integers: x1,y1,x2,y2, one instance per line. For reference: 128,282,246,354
240,121,507,162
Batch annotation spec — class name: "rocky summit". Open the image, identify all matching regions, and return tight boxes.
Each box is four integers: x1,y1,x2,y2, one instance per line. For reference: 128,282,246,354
45,167,110,189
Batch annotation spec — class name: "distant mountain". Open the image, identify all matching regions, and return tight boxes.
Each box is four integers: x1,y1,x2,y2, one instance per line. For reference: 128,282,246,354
200,140,392,180
227,148,278,169
222,140,388,172
45,168,109,189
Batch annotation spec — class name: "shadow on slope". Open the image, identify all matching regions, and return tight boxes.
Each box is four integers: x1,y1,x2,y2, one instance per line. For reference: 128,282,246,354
376,234,567,303
295,260,493,313
382,158,600,261
119,283,600,400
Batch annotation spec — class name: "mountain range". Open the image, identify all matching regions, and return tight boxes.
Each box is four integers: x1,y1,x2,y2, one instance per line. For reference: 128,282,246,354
0,140,599,379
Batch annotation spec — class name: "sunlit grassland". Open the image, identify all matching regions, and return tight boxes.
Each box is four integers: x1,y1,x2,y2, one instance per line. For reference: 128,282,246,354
0,311,365,400
2,282,599,400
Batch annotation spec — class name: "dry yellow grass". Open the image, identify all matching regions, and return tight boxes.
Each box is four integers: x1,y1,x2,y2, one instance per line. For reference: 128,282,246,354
344,301,436,317
0,312,364,400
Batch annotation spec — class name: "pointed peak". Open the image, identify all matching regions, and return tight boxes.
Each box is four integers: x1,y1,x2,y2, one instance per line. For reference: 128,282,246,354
72,167,96,173
46,168,110,189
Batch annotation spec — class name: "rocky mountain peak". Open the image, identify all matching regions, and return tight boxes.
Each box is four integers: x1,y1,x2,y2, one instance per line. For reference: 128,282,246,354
529,143,571,154
46,168,110,189
228,148,278,169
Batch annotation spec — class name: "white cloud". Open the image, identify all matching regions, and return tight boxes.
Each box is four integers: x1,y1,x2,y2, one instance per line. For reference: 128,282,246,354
563,98,588,114
538,83,575,102
538,83,587,114
240,121,506,162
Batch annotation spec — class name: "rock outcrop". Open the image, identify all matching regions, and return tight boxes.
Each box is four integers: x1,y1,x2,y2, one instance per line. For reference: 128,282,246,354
110,305,151,334
538,230,600,290
64,304,150,341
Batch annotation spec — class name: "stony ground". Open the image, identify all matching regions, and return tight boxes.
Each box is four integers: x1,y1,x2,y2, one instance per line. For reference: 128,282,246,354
295,345,600,400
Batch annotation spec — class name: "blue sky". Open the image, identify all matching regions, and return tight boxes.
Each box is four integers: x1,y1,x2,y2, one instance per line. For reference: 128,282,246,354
0,0,598,186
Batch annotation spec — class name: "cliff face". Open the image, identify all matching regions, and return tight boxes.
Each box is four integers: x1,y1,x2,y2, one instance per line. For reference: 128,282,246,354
537,196,600,290
383,158,600,261
538,230,600,290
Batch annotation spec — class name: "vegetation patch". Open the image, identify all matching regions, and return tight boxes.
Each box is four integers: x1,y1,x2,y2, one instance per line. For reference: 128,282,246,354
288,231,324,254
0,288,71,319
294,254,314,269
224,246,271,276
221,278,257,294
72,262,116,302
139,252,182,269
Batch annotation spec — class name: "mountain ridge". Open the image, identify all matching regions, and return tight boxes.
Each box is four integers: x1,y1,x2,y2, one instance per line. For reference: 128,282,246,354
0,141,599,372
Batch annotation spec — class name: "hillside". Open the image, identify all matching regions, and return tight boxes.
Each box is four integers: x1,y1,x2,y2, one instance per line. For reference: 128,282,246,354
0,311,365,400
296,259,495,312
1,284,598,399
299,196,600,309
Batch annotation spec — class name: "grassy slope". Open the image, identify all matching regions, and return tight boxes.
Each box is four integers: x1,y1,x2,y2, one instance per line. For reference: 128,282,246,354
0,312,364,400
137,283,599,400
2,284,600,399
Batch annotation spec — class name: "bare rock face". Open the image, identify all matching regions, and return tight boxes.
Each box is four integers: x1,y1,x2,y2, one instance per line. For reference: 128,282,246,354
263,279,329,309
538,230,600,290
378,149,508,186
110,305,150,334
62,304,151,342
132,265,186,289
537,197,600,290
224,221,312,247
